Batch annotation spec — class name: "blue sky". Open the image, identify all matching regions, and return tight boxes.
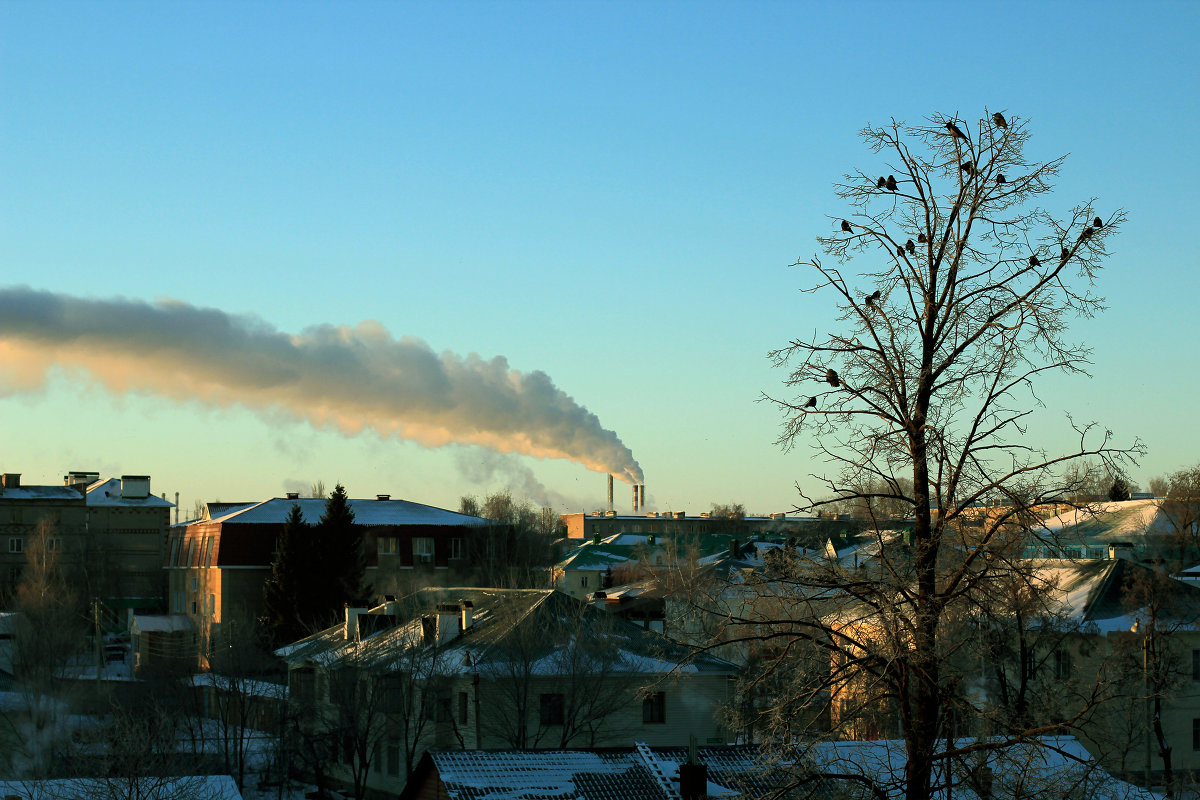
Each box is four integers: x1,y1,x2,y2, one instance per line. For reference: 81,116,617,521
1,1,1197,516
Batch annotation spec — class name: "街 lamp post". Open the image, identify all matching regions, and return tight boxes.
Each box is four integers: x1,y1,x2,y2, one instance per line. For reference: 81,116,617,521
1132,617,1152,789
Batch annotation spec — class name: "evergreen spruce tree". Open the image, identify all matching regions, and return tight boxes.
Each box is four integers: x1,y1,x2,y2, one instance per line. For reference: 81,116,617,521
262,502,312,646
317,483,366,612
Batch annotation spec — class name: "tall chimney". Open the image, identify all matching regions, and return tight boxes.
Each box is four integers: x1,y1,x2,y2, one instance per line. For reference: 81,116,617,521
607,474,614,511
640,483,645,510
633,484,639,513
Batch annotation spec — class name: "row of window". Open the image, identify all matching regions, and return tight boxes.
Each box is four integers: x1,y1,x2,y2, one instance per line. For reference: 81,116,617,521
7,537,63,554
377,536,465,561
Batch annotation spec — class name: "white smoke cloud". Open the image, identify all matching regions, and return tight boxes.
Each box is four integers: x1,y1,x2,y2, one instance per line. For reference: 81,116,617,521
453,447,574,509
0,287,643,483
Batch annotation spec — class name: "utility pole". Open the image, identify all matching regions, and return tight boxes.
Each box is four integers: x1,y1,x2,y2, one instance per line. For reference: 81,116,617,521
94,598,103,686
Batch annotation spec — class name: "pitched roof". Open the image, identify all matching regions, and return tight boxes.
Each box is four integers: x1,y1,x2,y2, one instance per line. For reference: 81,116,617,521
278,587,737,677
210,496,488,527
407,745,778,800
86,477,174,507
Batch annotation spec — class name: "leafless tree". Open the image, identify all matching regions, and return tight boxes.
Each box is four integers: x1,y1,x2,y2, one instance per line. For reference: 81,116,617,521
6,520,87,772
754,110,1139,800
477,599,641,749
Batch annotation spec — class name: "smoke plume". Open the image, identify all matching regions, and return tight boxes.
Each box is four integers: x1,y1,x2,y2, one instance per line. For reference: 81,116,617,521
0,287,643,483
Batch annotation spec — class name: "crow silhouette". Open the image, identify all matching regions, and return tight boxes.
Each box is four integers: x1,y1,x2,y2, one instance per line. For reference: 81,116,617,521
1080,226,1094,241
826,368,840,388
866,290,882,306
946,121,967,140
1061,248,1070,263
992,112,1007,128
841,220,852,232
876,177,886,188
1028,255,1040,267
917,233,927,244
896,246,905,257
906,239,916,254
960,160,976,175
1093,217,1103,229
885,175,898,191
804,396,817,409
996,174,1006,184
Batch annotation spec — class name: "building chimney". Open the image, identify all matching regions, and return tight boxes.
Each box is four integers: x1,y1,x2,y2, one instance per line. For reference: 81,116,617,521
640,484,646,511
286,492,300,500
376,494,391,501
437,603,462,644
344,605,368,641
607,474,614,511
460,600,474,631
2,473,21,489
120,475,150,499
633,484,639,513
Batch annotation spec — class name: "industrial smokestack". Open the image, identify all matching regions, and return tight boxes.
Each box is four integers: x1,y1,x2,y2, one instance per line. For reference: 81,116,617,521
640,483,645,511
633,484,639,513
608,474,614,511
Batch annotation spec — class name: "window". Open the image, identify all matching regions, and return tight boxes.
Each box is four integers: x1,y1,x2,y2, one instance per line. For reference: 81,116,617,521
170,537,181,566
1192,649,1200,682
642,691,666,724
413,537,434,564
8,537,23,554
1194,718,1200,751
47,537,61,552
1052,649,1072,680
378,537,397,555
580,575,589,588
449,538,464,560
203,537,214,566
540,693,565,726
458,691,469,724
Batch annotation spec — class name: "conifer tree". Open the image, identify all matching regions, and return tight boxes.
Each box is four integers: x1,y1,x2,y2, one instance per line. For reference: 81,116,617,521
262,503,312,645
317,483,365,611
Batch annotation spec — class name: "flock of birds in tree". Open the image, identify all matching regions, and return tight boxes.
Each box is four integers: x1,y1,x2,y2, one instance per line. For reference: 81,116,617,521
811,111,1105,415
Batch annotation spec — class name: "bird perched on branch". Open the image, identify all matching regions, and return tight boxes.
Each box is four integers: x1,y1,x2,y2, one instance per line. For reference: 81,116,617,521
996,174,1006,185
885,175,898,191
804,396,817,410
866,289,881,306
1080,226,1094,241
906,239,916,254
992,112,1007,129
960,160,976,175
826,368,840,388
841,220,852,232
1028,254,1040,267
876,176,886,188
1093,217,1103,229
896,246,905,257
946,121,967,140
1060,248,1070,263
917,233,927,243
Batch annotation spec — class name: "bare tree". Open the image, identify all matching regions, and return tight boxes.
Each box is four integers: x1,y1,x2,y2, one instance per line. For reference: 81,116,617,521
477,598,642,749
756,110,1139,800
7,520,87,772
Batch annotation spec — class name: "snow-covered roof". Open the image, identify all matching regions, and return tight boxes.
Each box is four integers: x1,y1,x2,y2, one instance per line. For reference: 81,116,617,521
86,477,174,507
0,485,82,501
1036,499,1171,542
278,587,737,677
413,745,773,800
209,496,488,527
806,736,1158,800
